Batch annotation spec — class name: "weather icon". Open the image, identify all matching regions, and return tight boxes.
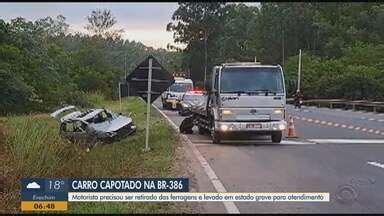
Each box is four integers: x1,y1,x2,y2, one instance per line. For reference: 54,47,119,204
26,182,41,189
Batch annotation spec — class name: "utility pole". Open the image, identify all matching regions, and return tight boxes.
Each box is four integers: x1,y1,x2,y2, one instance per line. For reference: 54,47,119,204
204,31,208,89
200,29,208,89
144,58,153,152
282,28,285,68
124,53,127,79
118,82,122,112
297,49,302,92
118,53,128,112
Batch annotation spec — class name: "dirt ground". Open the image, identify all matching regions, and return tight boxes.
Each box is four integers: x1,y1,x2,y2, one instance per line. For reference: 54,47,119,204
173,136,204,213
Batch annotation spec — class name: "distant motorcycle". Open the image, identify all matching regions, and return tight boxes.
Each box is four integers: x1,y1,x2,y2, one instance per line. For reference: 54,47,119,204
294,98,303,110
298,99,303,109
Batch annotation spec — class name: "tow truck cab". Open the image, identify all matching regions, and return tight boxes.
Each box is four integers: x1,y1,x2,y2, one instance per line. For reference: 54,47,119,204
161,77,193,110
206,62,287,143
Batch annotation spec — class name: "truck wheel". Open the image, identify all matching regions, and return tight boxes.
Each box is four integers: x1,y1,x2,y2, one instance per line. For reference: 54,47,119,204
271,131,282,143
198,126,206,135
212,131,221,144
180,116,194,134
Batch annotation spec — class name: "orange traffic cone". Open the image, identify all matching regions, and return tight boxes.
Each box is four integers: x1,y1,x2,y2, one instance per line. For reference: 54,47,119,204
287,116,298,138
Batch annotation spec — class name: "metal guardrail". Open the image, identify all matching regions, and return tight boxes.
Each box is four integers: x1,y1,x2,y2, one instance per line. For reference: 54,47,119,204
286,98,384,113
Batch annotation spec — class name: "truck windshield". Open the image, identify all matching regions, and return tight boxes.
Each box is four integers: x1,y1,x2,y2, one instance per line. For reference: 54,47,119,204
169,83,193,92
220,67,284,94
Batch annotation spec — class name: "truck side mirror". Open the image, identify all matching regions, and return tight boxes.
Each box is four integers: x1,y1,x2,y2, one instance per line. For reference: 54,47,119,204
205,79,212,92
288,80,297,96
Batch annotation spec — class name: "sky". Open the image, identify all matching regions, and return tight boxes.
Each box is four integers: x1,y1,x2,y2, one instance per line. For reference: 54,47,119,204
0,2,259,49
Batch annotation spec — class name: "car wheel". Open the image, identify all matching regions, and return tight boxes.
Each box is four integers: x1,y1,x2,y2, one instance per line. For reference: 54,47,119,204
271,131,282,143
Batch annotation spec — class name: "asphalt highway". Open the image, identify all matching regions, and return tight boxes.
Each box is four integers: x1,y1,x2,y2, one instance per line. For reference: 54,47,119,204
154,100,384,213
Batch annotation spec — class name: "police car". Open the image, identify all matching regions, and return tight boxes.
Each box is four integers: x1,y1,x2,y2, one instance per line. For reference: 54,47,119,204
161,77,193,110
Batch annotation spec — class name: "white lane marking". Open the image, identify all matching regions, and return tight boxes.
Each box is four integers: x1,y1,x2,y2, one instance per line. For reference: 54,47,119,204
194,143,217,146
314,120,320,124
321,121,327,125
348,125,354,129
153,104,240,214
356,110,367,113
309,139,384,144
281,140,316,145
355,127,361,131
361,128,367,131
307,118,313,122
367,161,384,169
193,140,315,145
361,117,384,122
193,140,215,143
368,129,374,133
327,122,333,126
341,124,347,128
375,130,381,134
334,123,339,127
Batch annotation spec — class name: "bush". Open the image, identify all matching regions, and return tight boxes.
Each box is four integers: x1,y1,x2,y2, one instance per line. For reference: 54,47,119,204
58,90,106,109
284,44,384,100
84,91,106,107
0,69,35,115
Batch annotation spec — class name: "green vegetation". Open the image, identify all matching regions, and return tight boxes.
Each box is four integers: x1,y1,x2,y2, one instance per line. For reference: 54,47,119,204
0,95,188,213
0,9,182,115
167,3,384,99
285,44,384,99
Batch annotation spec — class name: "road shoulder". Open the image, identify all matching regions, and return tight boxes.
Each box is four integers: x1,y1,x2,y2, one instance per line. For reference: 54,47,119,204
153,104,227,213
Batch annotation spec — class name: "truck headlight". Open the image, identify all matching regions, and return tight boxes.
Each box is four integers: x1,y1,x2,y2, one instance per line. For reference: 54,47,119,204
220,124,229,131
221,109,233,115
273,108,284,114
278,123,286,130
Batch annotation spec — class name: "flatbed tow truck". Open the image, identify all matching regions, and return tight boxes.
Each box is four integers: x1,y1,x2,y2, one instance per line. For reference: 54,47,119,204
180,62,287,144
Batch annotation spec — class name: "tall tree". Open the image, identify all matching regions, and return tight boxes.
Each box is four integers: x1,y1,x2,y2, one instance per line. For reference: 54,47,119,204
167,2,227,81
85,9,123,39
35,15,69,37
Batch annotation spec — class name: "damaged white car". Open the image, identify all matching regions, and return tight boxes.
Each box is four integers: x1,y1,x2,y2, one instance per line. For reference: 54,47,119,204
50,105,137,144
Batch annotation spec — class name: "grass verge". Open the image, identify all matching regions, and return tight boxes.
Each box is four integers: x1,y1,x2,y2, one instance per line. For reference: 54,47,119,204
0,96,190,213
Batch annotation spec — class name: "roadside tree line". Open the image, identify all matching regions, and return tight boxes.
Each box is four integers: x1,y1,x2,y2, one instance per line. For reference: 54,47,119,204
167,2,384,100
0,9,182,115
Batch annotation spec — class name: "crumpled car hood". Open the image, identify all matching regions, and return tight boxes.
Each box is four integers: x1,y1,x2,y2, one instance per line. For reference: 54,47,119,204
90,115,133,133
